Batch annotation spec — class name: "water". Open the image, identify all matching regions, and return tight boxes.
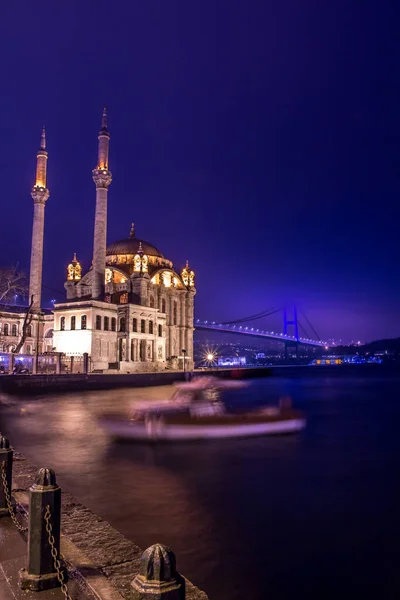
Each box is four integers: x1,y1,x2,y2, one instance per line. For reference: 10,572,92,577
1,368,400,599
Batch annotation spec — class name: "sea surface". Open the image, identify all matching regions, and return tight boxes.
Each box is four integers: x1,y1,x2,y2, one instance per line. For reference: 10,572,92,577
1,366,399,599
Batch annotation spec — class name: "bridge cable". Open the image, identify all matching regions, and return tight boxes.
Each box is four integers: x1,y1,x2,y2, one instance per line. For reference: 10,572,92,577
220,307,281,325
300,309,321,341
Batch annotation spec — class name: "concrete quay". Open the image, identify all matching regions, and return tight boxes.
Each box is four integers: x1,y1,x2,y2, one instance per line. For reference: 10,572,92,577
0,451,208,600
0,367,272,396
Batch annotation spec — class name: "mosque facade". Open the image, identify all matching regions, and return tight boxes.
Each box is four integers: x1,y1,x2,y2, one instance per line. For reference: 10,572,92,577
0,110,196,372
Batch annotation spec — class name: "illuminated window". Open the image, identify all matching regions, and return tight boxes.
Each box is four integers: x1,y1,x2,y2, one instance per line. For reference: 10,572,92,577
3,324,9,336
141,319,146,333
149,296,155,308
26,345,31,354
158,324,162,337
111,317,116,331
96,315,101,330
173,302,177,325
132,318,137,332
81,315,87,330
60,318,65,332
11,324,17,336
162,299,166,313
119,317,126,332
104,316,109,331
71,316,76,330
26,325,32,337
149,320,153,335
120,292,128,304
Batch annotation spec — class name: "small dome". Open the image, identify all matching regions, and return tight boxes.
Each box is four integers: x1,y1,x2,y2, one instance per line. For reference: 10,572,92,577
106,238,164,258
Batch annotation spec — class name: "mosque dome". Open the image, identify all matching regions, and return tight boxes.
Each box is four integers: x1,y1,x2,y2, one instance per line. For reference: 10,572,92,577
106,224,164,258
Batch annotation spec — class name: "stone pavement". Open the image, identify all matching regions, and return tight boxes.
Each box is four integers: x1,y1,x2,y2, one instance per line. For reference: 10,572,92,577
0,516,101,600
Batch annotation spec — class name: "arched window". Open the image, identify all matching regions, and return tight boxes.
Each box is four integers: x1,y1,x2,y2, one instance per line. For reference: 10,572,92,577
26,325,32,337
119,317,126,332
158,324,162,337
3,324,9,336
149,296,155,308
173,302,177,325
11,324,17,336
81,315,87,330
149,320,153,335
26,345,32,354
132,318,137,332
111,317,116,331
60,317,65,331
96,315,102,330
104,316,109,331
161,299,166,313
141,319,146,333
71,316,76,330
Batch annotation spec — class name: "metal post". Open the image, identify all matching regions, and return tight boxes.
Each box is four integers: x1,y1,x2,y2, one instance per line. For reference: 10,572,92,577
83,352,89,374
55,353,61,375
182,348,187,380
19,468,65,591
0,436,13,517
131,543,185,600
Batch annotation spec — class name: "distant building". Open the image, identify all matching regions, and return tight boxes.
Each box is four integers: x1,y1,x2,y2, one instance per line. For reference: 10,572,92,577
217,356,246,367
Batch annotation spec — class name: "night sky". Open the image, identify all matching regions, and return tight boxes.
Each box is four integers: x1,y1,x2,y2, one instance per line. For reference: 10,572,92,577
1,1,399,343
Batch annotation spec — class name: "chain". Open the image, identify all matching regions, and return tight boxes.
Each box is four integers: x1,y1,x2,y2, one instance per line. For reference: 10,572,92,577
44,504,72,600
0,461,28,533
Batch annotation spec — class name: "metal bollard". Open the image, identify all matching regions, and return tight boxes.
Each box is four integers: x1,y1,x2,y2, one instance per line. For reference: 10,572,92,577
19,467,66,592
0,436,13,517
131,543,185,600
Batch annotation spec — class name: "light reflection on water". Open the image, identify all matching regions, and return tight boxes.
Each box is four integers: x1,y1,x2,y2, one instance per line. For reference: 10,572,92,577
1,371,400,600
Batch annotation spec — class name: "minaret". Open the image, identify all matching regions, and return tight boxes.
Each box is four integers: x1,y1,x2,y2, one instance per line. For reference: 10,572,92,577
91,107,112,299
29,127,50,310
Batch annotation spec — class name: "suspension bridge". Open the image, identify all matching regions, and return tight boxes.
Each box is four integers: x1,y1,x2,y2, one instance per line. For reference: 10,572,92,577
195,307,328,348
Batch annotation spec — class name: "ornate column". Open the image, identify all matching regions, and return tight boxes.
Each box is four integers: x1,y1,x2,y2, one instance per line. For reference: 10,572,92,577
29,128,50,311
92,108,112,299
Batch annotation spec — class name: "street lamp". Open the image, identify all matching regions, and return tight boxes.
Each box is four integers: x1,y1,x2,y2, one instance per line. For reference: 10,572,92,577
182,348,187,378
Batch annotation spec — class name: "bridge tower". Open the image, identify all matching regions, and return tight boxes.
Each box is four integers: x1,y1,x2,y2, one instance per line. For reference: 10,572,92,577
283,306,299,359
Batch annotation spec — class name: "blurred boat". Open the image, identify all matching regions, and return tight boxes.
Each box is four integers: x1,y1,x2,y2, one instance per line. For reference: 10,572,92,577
98,377,306,441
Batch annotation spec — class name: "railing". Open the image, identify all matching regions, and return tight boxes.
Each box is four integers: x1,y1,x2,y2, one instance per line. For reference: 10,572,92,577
0,435,186,599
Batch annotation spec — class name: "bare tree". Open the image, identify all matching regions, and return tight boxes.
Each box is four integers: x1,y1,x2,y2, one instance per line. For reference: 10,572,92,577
13,296,35,354
0,265,32,355
0,264,28,304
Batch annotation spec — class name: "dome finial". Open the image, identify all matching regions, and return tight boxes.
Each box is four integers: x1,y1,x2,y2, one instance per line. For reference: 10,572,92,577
130,222,135,238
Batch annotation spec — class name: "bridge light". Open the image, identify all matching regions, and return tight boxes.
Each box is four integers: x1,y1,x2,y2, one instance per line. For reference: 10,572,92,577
205,320,208,323
212,321,215,324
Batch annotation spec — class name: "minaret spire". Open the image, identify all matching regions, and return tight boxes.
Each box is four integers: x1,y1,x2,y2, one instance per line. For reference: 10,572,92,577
29,127,50,311
102,106,107,130
92,108,112,299
97,105,110,170
40,126,46,150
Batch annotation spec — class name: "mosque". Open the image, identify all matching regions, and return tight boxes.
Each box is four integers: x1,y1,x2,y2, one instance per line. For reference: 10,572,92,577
0,110,196,372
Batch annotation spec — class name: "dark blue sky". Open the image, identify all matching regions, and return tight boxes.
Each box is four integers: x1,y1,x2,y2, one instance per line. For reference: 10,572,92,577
1,1,399,342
